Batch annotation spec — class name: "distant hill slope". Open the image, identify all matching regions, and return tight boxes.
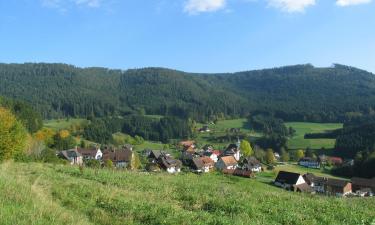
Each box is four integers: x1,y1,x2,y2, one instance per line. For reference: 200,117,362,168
0,63,374,121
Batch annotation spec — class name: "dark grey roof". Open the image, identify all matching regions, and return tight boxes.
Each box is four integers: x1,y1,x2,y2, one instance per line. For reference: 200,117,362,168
325,178,350,188
244,157,261,167
275,171,302,185
149,150,162,159
192,157,204,169
351,177,375,188
59,149,82,160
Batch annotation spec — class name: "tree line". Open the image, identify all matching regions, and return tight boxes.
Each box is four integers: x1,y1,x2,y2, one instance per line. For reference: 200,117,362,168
1,63,375,123
83,115,194,144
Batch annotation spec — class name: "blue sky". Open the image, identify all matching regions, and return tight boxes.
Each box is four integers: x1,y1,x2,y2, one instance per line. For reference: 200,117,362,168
0,0,374,73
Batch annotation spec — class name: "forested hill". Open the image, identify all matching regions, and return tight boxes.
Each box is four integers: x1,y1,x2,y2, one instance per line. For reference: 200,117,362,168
0,63,374,122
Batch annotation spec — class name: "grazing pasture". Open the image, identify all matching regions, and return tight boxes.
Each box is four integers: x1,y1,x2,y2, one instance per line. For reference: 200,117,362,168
285,122,343,150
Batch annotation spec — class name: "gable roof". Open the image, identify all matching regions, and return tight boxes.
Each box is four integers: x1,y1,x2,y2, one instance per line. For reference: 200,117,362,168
192,157,205,169
351,177,375,188
220,156,238,167
159,156,182,169
244,157,261,167
77,147,100,157
294,183,314,193
203,150,221,157
275,171,303,185
103,149,132,163
179,140,195,148
201,156,214,166
325,178,350,188
59,149,82,161
149,150,162,159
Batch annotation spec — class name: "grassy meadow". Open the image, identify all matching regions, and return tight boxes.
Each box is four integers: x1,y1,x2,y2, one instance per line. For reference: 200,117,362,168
195,119,342,151
286,122,343,150
1,162,374,225
195,119,261,147
44,118,89,131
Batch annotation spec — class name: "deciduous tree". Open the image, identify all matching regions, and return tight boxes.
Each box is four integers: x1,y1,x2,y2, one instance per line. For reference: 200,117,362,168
240,140,253,157
0,107,28,161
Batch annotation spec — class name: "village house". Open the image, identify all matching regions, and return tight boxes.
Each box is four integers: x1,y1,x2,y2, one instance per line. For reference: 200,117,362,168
298,157,320,169
198,125,210,133
148,150,166,163
179,140,195,150
191,156,215,173
274,152,280,161
303,173,353,196
324,178,352,196
58,149,83,165
216,156,238,170
203,150,221,163
241,157,262,172
303,173,327,193
77,147,102,160
351,177,375,196
222,141,241,161
274,171,310,192
158,155,182,174
102,146,134,168
319,155,343,166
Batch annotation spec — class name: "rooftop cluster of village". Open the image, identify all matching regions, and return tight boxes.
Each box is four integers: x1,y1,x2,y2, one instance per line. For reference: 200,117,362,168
57,139,374,198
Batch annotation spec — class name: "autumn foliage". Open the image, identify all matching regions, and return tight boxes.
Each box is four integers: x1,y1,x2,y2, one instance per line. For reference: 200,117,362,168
0,107,27,161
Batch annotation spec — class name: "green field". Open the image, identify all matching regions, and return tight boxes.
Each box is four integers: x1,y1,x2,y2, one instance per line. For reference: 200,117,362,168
44,119,89,131
196,119,342,151
195,119,261,148
1,162,374,225
286,122,343,150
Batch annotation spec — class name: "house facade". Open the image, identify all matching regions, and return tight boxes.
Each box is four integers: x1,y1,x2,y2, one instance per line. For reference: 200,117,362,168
102,146,134,168
192,156,215,173
299,157,320,169
274,171,307,191
351,177,375,195
242,157,262,172
324,179,352,196
222,142,241,161
158,155,182,174
203,150,220,163
216,156,238,170
77,147,102,160
58,149,83,165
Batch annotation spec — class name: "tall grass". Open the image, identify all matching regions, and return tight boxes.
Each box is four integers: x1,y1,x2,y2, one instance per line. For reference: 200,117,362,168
1,162,374,225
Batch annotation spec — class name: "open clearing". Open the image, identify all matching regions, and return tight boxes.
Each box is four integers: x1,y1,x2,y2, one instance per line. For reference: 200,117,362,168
286,122,343,150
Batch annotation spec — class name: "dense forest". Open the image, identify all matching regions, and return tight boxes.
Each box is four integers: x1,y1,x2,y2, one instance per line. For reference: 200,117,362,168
0,96,43,133
1,63,375,122
83,116,194,144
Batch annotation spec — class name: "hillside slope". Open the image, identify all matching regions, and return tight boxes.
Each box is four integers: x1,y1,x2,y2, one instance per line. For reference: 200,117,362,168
0,162,374,225
0,63,375,121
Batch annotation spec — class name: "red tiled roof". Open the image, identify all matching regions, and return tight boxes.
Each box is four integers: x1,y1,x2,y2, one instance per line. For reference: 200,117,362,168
220,156,238,167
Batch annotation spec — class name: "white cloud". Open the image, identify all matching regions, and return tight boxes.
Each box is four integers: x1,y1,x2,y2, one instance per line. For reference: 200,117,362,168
184,0,226,14
267,0,316,12
336,0,372,6
41,0,102,10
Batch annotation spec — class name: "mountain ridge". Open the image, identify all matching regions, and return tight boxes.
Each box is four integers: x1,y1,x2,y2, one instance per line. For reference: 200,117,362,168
1,62,374,122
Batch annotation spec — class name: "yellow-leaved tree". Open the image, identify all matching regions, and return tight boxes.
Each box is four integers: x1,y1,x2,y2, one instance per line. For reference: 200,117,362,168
0,107,28,161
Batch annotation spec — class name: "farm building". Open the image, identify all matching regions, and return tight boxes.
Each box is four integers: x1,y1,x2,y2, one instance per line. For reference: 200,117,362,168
58,149,83,165
216,156,238,170
298,157,320,168
274,171,308,192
